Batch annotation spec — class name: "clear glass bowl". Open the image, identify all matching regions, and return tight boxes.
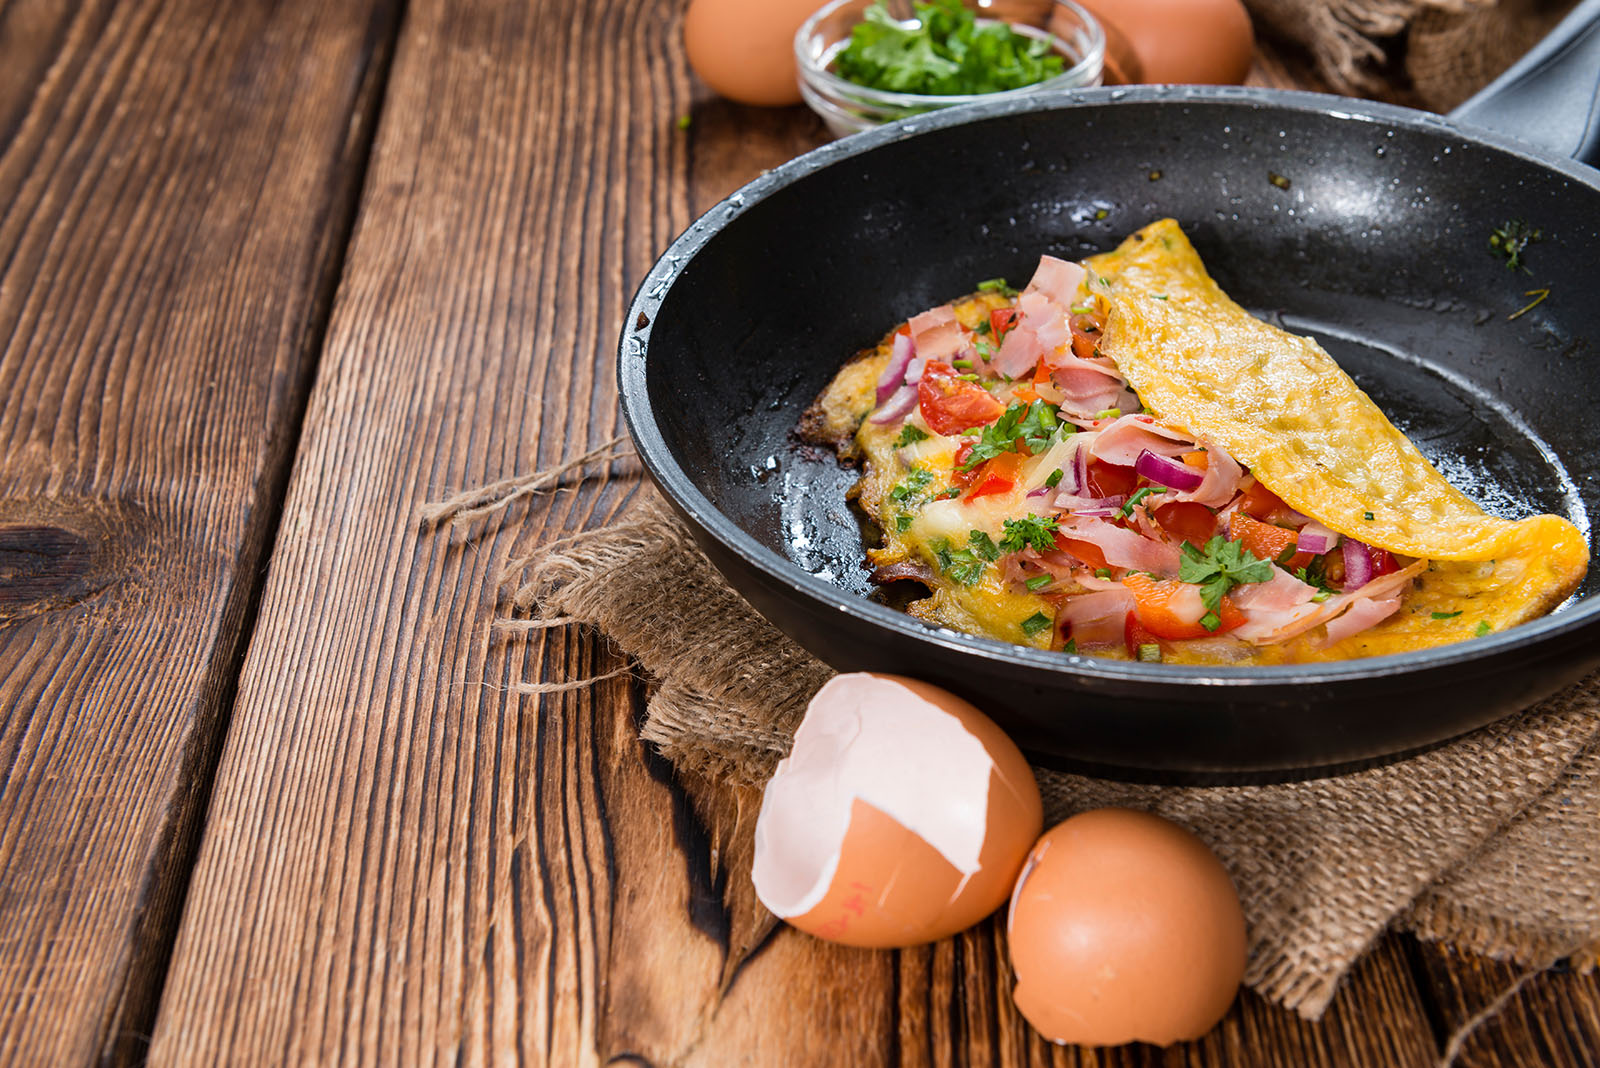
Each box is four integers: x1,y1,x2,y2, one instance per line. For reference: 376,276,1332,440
795,0,1106,138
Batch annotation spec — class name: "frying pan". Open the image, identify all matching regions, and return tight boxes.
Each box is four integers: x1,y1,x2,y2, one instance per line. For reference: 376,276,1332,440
619,2,1600,781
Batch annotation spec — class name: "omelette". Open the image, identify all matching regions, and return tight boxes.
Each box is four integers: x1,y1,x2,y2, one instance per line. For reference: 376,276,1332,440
803,219,1588,665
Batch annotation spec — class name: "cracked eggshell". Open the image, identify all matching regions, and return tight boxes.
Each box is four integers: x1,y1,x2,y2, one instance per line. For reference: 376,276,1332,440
1007,809,1247,1047
751,673,1042,948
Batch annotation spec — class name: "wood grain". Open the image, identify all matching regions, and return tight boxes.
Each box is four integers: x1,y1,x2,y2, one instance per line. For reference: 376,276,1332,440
0,0,397,1062
148,0,693,1061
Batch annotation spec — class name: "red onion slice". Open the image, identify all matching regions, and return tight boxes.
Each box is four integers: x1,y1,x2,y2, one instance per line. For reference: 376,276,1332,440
870,382,918,425
1026,487,1052,498
1342,537,1374,590
874,332,915,404
1134,449,1205,492
1296,521,1341,555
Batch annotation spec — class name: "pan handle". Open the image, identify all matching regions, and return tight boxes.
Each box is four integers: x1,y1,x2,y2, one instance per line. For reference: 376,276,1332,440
1449,0,1600,167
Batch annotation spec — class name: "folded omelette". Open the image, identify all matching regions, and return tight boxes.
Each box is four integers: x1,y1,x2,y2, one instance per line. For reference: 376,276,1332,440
806,219,1588,665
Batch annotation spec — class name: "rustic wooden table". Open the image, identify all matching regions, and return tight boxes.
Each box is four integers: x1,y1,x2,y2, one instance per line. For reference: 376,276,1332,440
1,1,1596,1064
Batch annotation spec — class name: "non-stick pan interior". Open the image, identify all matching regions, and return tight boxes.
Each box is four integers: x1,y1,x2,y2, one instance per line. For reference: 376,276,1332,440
644,95,1599,602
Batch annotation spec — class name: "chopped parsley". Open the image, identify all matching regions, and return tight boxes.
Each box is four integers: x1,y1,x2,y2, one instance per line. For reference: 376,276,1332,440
1180,536,1275,630
894,424,929,447
1137,643,1163,662
1120,486,1165,517
931,538,987,586
959,399,1060,470
1025,574,1054,591
1044,468,1064,489
967,530,1000,561
1363,511,1375,521
977,276,1020,296
1294,556,1336,597
890,466,934,501
1431,610,1462,620
974,319,991,336
999,513,1060,555
832,0,1065,97
895,514,915,532
1020,611,1053,637
1062,638,1078,654
1475,620,1493,637
1489,219,1541,272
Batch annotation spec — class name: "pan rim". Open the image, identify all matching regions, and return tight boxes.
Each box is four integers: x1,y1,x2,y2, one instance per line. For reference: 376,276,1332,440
618,85,1600,689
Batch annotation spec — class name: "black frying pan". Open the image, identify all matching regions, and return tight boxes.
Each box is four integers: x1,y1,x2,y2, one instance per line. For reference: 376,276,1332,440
619,2,1600,781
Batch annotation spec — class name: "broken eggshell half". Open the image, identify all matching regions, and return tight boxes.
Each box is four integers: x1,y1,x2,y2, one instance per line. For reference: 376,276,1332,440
751,672,1043,948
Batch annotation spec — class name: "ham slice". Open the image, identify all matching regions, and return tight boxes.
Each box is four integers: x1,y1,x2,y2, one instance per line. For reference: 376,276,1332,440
909,305,966,363
1230,566,1318,612
1055,587,1133,647
1025,255,1087,307
1089,414,1195,466
1171,438,1243,508
1057,516,1182,576
1321,594,1403,646
1238,559,1427,645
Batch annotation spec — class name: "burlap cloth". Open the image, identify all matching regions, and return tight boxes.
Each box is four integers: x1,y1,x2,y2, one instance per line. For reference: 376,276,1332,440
1243,0,1580,109
454,470,1599,1024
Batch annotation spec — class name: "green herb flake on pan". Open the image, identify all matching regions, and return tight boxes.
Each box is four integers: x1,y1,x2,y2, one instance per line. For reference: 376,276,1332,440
1489,219,1541,272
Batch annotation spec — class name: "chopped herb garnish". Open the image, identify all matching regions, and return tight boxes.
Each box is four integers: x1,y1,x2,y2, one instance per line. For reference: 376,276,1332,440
975,319,991,336
1311,590,1332,603
959,399,1060,470
1268,171,1291,190
1363,511,1375,521
1120,486,1166,517
956,373,980,381
832,0,1065,97
998,513,1060,555
1489,219,1541,271
931,538,987,585
1152,294,1168,300
1200,611,1221,632
1093,408,1121,420
1044,468,1064,489
1137,643,1163,662
968,530,1000,561
1094,568,1111,579
935,487,961,500
1475,620,1493,637
974,338,997,362
952,358,973,369
1274,544,1298,566
977,276,1020,296
890,466,934,501
1179,536,1275,618
894,424,930,447
1062,637,1078,654
1508,287,1550,321
895,513,915,533
1021,611,1053,637
1294,556,1336,595
1025,574,1054,591
1432,610,1463,620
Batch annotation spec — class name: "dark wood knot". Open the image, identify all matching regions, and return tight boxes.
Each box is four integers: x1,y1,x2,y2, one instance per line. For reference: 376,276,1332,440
0,525,98,614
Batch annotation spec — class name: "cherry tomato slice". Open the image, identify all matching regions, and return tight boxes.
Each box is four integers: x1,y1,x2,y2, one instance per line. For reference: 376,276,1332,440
1124,614,1162,659
916,361,1004,436
990,307,1019,340
951,441,978,488
1239,478,1287,519
1153,501,1216,546
1086,459,1138,500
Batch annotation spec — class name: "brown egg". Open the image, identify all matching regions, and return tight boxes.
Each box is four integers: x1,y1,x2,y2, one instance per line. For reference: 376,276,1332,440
751,673,1043,948
1055,0,1254,85
684,0,822,107
1007,809,1247,1046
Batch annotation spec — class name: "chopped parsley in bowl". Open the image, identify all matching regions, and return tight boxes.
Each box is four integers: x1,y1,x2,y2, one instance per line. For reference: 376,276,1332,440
795,0,1105,137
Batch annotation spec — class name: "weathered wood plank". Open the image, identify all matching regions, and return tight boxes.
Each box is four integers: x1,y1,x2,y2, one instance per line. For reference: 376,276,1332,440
148,0,696,1061
1411,941,1600,1068
0,0,398,1062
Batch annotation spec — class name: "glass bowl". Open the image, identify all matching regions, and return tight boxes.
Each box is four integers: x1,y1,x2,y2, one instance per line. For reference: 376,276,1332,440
794,0,1106,138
